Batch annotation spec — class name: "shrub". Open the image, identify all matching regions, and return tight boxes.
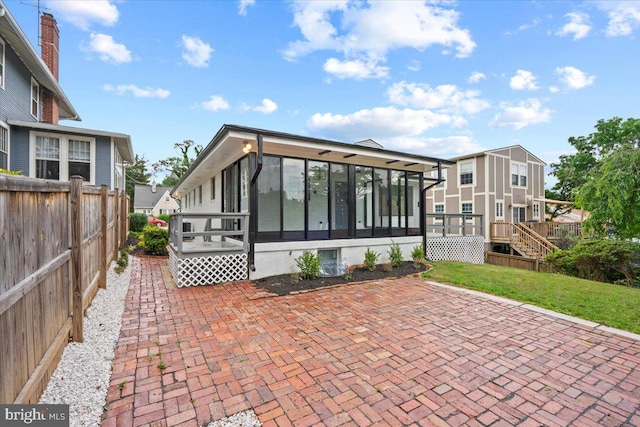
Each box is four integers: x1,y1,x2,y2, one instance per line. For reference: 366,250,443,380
388,242,404,268
411,245,425,262
364,248,380,272
129,213,147,233
546,240,640,286
295,250,321,280
143,225,168,255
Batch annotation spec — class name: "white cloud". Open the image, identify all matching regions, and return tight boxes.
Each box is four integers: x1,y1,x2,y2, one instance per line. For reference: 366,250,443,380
239,0,255,16
83,33,132,64
323,58,389,80
555,66,595,89
45,0,119,30
181,35,214,68
308,106,456,141
510,70,539,91
282,1,475,79
386,135,484,158
556,12,591,40
103,84,170,98
549,86,560,93
407,60,421,72
597,1,640,36
468,71,486,84
201,95,230,112
246,98,278,114
489,99,553,129
386,81,490,115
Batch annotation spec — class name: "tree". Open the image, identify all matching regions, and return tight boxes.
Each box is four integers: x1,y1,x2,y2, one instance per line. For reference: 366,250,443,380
153,140,203,187
551,117,640,238
544,189,573,221
125,155,153,211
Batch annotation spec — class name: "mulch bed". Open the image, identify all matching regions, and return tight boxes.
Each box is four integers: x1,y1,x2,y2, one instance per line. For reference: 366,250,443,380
255,261,430,296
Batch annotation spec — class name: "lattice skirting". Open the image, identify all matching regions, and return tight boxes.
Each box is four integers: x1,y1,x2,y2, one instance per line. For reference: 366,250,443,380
426,236,484,264
169,251,248,287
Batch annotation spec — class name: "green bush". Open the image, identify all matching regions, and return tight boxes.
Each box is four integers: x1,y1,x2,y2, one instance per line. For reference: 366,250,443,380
364,248,380,272
411,245,425,262
546,240,640,286
143,226,169,255
388,242,403,268
129,213,147,232
295,250,321,280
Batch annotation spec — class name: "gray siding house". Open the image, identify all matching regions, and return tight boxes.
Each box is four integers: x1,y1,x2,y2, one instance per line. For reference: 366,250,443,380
0,1,133,188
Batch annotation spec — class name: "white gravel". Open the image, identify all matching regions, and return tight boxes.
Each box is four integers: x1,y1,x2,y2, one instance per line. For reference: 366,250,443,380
38,256,262,427
39,257,133,427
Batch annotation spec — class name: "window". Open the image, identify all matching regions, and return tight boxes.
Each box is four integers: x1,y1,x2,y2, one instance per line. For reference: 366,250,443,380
68,139,90,181
435,204,444,222
283,158,305,234
211,177,216,200
165,197,170,202
0,124,8,170
533,203,540,219
459,161,473,185
462,202,473,222
0,39,5,89
35,136,60,180
31,78,40,119
198,185,202,204
355,166,373,237
496,200,504,220
511,162,527,187
240,158,249,211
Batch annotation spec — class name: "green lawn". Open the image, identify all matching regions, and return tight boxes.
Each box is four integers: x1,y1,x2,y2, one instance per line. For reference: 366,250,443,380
422,261,640,334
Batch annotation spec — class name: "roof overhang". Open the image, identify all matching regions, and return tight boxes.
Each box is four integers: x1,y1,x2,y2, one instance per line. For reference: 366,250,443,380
173,124,455,197
9,120,134,163
0,1,80,121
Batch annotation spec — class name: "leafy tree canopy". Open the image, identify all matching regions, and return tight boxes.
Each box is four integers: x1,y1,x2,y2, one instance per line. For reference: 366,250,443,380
152,140,203,186
551,117,640,239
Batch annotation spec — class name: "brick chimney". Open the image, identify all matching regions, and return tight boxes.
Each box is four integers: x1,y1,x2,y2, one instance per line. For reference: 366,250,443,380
41,13,59,124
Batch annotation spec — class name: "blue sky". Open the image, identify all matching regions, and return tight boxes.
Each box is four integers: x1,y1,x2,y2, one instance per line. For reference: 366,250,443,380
6,0,640,185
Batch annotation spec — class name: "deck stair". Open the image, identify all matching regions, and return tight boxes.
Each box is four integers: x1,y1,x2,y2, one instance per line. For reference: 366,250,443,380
509,223,558,260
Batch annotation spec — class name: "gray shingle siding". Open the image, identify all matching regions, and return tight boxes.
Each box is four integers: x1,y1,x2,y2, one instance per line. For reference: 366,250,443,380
0,37,38,123
95,136,112,187
8,126,30,174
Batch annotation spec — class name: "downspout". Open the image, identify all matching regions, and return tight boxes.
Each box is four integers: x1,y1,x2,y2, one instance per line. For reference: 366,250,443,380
422,161,444,258
249,133,263,272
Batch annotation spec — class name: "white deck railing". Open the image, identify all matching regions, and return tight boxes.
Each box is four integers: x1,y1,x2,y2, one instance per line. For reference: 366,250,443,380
168,212,250,256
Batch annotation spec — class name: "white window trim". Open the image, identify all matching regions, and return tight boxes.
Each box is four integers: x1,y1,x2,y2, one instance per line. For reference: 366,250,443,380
0,38,5,90
29,131,96,184
434,203,445,223
0,121,9,170
30,77,40,120
459,160,474,186
533,202,540,219
461,201,474,223
511,161,527,188
496,200,504,220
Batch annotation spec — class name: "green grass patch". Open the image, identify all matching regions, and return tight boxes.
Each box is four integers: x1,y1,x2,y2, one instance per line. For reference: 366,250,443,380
423,261,640,334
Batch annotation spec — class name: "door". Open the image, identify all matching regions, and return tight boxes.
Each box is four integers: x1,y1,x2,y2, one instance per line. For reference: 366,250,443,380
512,206,526,224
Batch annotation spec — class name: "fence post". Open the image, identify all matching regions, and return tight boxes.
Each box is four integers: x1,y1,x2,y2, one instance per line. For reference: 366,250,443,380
121,193,127,246
99,185,108,289
113,188,120,261
70,177,84,343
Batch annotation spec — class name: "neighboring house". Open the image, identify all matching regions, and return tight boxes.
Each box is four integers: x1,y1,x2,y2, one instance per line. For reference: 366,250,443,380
134,183,180,216
171,124,457,282
0,2,133,188
425,145,546,249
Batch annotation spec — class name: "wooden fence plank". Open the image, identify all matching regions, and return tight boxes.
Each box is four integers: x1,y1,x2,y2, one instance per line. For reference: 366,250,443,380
70,177,84,343
100,185,108,289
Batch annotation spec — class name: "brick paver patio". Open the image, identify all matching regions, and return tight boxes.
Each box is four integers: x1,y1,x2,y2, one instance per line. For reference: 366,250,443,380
102,256,640,427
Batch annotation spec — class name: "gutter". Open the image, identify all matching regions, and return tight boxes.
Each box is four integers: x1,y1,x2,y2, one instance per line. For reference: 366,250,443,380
422,161,445,258
249,133,263,272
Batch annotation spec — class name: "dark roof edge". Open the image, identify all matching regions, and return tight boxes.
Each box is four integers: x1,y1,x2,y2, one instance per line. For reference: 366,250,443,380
172,124,455,193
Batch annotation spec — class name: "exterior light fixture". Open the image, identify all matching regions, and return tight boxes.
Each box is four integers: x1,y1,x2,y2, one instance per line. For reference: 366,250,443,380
242,142,252,154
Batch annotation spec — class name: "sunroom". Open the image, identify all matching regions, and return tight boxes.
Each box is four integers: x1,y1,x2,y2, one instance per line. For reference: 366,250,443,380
169,125,458,287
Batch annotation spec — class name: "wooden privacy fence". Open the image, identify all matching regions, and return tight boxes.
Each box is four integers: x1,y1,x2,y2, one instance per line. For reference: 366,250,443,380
485,251,551,273
0,175,129,404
